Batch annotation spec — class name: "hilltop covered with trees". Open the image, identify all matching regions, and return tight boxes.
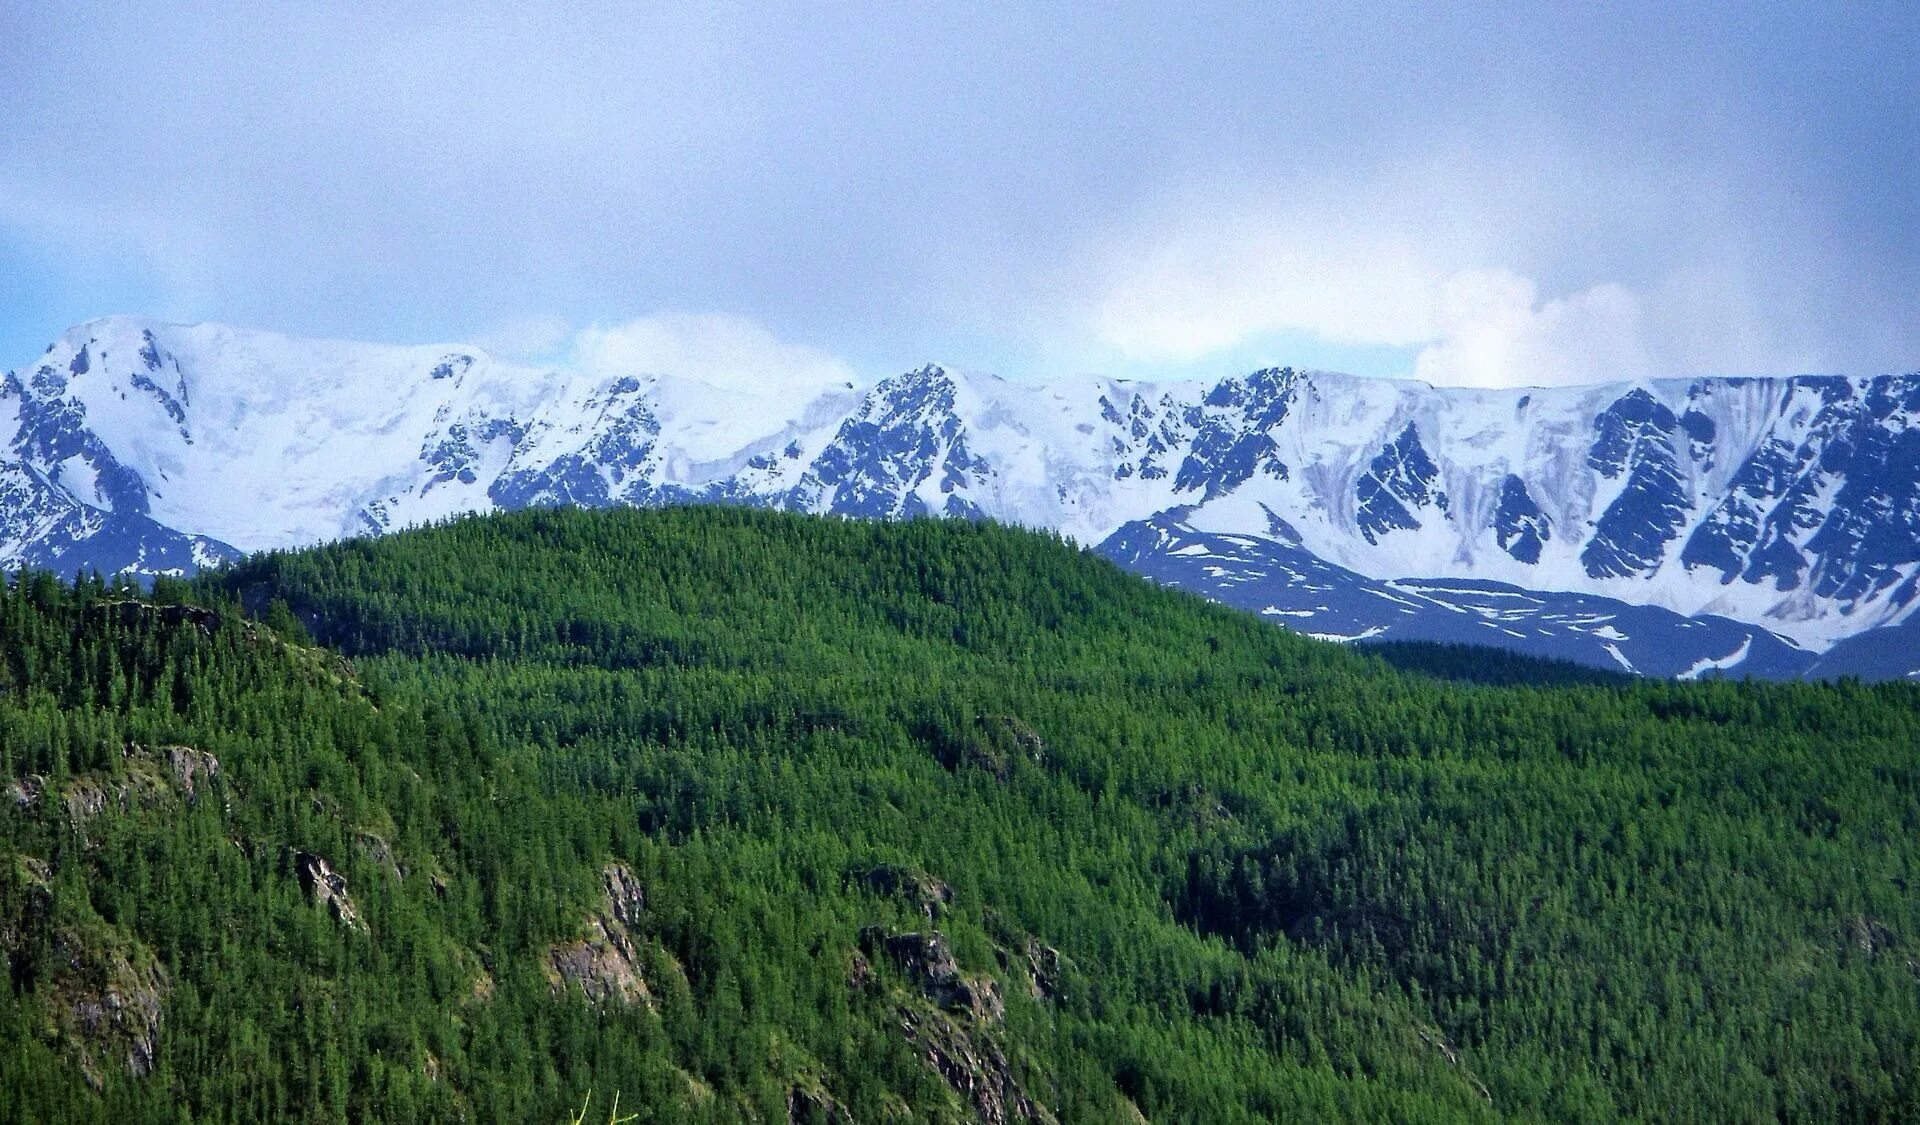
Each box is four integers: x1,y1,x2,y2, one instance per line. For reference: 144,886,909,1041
2,506,1917,1121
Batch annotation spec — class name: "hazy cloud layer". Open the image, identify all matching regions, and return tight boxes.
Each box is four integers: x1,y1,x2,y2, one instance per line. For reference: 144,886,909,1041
573,313,858,393
2,3,1914,388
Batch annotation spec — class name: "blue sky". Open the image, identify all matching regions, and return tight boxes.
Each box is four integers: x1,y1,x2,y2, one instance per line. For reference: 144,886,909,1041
2,2,1915,388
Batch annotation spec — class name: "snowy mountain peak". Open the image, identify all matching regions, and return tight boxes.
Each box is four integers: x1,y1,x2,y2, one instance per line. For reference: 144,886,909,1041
4,319,1919,676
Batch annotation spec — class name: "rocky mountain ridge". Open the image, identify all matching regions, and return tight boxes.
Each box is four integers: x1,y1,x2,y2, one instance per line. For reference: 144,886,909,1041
6,315,1917,678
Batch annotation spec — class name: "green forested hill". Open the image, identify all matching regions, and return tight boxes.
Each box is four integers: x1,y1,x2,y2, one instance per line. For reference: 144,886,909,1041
3,506,1919,1122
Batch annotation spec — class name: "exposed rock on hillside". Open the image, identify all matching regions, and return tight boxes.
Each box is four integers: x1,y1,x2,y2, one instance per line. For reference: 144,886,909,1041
918,713,1051,780
545,916,649,1007
162,745,221,801
602,861,645,927
861,928,1002,1022
7,743,223,833
92,599,225,636
1846,914,1898,958
1413,1024,1492,1105
355,831,405,881
53,929,168,1087
846,948,873,992
896,1003,1053,1125
545,861,651,1007
6,774,43,809
0,853,50,955
294,851,364,930
63,749,189,831
856,925,1053,1124
987,715,1047,762
1010,937,1063,1003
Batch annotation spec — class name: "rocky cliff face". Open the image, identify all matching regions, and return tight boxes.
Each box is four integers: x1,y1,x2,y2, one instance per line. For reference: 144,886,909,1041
544,863,652,1007
6,317,1918,677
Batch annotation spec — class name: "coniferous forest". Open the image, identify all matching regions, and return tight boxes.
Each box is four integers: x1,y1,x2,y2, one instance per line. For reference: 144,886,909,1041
2,505,1918,1122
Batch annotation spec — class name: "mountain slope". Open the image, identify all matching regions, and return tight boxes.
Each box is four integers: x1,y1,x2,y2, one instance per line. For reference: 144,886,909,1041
7,316,1919,675
3,507,1919,1121
1099,514,1816,678
1807,614,1920,681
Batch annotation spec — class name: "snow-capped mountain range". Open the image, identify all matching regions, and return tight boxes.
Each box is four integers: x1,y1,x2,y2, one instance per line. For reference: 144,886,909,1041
8,316,1919,679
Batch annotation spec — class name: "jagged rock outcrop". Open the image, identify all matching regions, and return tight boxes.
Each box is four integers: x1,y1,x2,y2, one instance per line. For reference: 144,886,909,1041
162,745,221,801
854,925,1055,1122
355,831,405,881
1413,1024,1492,1105
1355,422,1449,545
54,742,215,832
860,928,1003,1022
294,851,364,930
847,948,874,991
986,715,1047,766
1846,914,1898,958
545,860,651,1007
1492,474,1551,564
1582,389,1691,578
545,916,650,1007
1016,937,1063,1002
895,1003,1054,1125
56,934,167,1086
917,713,1051,780
4,748,217,1083
0,854,51,955
601,861,645,927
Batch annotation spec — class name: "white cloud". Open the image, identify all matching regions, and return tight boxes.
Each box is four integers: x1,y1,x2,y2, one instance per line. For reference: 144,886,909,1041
571,312,859,393
1091,214,1450,363
1088,204,1823,388
1078,151,1852,388
1407,268,1834,388
1412,270,1652,389
471,313,573,361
